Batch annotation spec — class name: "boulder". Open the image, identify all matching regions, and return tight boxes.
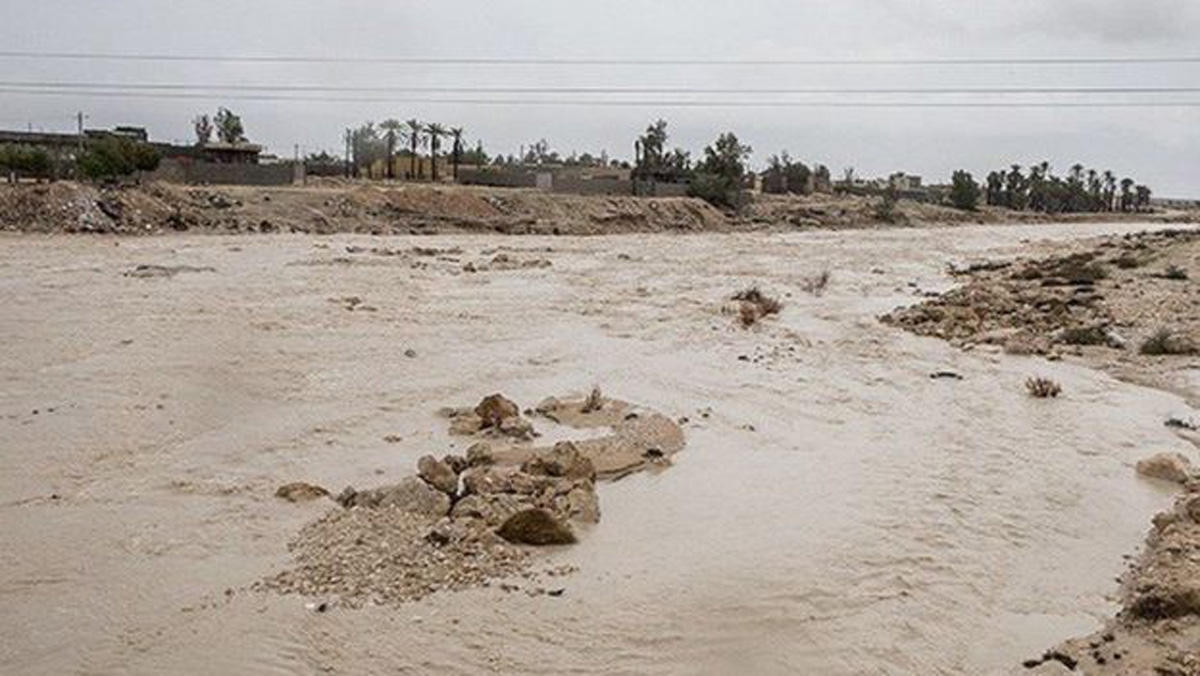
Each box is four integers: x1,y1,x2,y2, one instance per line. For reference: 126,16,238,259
521,441,597,482
496,508,577,546
417,455,459,495
274,482,330,503
466,442,494,467
1137,452,1194,484
475,393,520,428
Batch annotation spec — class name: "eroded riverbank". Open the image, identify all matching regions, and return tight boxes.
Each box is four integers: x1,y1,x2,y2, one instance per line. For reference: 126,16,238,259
1,223,1194,674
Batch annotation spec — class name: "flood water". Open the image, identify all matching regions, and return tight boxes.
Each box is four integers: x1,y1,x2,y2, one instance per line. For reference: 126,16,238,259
1,223,1193,674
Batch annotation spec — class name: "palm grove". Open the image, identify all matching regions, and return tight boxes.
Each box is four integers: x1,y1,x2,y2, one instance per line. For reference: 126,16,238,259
951,163,1152,213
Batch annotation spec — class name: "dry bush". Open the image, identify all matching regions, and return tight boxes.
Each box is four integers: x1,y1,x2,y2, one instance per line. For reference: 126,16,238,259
1164,265,1189,281
1141,328,1196,356
800,270,831,296
731,286,783,327
1025,377,1063,399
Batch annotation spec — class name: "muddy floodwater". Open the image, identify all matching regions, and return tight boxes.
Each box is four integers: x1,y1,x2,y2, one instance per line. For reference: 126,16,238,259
2,223,1194,674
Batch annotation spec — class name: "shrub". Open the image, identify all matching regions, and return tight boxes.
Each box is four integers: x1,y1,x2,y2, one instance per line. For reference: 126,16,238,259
1059,326,1108,346
1113,254,1142,269
1164,265,1189,281
77,137,161,180
732,286,782,327
874,184,900,222
1026,377,1062,398
800,270,831,296
1140,328,1196,356
688,172,741,209
949,170,981,211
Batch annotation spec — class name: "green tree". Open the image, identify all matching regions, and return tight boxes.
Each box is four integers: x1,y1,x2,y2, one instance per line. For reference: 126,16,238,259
193,115,213,146
77,137,160,180
1120,178,1135,212
689,132,752,209
949,170,981,211
214,108,246,144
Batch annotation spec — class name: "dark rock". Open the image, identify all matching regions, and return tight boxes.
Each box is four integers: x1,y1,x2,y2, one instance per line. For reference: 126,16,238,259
475,393,520,428
496,508,577,546
275,482,330,502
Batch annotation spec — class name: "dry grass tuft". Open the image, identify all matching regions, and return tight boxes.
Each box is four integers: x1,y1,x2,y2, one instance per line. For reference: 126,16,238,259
1164,265,1189,281
731,286,783,327
1140,328,1196,356
1025,377,1063,399
800,270,831,296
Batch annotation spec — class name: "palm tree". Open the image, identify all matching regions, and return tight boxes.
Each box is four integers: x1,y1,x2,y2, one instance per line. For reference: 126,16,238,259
1103,171,1117,212
425,123,447,182
1120,178,1135,212
380,119,403,180
449,127,465,181
1086,169,1101,211
405,119,424,179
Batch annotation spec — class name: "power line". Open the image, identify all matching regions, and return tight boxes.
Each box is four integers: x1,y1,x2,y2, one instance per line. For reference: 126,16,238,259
1,50,1200,66
4,87,1200,107
3,81,1200,95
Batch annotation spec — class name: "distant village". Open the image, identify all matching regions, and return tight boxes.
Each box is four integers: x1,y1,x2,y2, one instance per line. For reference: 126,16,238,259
0,111,1188,213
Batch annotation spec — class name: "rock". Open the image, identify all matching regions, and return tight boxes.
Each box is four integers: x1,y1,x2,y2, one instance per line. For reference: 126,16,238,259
475,394,520,428
442,454,468,474
466,442,494,467
417,455,459,495
462,467,513,496
275,482,330,503
561,485,601,523
449,414,484,436
341,476,451,517
508,471,557,497
521,441,597,482
1137,452,1193,484
451,493,528,526
498,415,535,440
496,508,577,546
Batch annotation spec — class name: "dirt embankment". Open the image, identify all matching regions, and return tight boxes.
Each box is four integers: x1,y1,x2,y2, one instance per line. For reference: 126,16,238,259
0,181,727,236
3,181,1195,236
883,229,1200,674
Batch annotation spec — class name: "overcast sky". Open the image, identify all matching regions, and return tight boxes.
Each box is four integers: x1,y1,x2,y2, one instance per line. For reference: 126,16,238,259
1,0,1198,195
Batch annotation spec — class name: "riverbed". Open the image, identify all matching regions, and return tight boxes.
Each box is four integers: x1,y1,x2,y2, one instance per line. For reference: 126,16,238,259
1,223,1193,674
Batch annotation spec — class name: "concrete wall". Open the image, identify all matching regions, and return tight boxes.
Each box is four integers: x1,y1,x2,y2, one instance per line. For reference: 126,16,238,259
457,168,541,188
144,158,297,186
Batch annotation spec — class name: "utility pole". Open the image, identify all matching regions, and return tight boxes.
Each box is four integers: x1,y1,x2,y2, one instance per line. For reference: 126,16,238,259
76,111,87,154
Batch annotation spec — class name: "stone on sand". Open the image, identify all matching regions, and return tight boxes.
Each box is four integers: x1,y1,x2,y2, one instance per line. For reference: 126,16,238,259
417,455,459,495
1137,453,1194,484
475,393,520,428
275,482,330,503
496,508,577,546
